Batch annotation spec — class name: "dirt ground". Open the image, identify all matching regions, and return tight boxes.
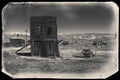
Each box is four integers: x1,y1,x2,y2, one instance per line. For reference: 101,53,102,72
2,47,115,78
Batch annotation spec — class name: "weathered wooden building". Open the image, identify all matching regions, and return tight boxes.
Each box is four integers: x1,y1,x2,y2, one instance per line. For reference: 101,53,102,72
30,16,59,57
10,37,25,47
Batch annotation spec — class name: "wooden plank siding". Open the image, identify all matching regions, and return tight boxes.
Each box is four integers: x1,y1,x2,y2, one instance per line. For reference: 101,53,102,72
30,16,59,57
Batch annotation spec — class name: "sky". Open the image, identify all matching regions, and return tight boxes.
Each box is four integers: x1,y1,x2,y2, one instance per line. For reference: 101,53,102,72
2,2,118,34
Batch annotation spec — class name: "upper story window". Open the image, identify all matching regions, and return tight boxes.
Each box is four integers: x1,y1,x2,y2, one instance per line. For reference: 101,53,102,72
35,26,41,34
47,27,52,35
34,26,42,37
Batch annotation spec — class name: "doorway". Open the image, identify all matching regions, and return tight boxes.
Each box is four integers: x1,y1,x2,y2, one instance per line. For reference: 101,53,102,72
34,45,41,56
46,41,54,56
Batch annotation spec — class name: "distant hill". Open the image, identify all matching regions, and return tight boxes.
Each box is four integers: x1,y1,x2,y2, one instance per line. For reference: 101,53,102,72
3,33,116,43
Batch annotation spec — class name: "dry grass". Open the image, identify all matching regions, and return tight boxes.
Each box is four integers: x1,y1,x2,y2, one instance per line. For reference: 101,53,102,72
3,50,110,75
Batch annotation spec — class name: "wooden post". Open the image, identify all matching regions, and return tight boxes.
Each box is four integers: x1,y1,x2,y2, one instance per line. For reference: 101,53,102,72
54,40,56,59
25,29,28,48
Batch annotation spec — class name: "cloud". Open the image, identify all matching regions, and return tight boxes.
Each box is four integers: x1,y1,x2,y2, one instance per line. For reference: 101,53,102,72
3,2,115,34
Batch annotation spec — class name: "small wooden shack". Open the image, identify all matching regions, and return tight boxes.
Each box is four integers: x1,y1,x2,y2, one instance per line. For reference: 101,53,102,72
10,37,25,47
30,16,59,57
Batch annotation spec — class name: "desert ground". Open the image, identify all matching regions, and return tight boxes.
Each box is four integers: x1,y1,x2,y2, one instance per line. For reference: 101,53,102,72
2,33,118,78
2,46,117,78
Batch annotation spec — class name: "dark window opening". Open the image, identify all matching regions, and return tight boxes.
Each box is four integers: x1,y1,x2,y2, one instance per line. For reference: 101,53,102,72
47,27,52,35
